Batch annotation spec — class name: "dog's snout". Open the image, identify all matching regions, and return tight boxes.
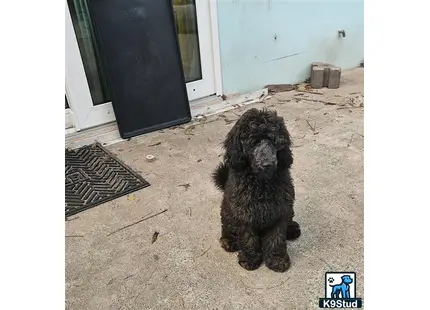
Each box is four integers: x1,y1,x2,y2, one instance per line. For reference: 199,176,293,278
262,159,276,168
251,140,278,177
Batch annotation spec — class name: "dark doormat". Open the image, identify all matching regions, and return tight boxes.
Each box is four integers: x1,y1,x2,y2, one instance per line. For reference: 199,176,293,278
65,143,150,217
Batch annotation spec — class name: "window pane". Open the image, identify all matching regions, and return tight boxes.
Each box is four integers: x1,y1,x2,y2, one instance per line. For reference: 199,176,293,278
173,0,202,83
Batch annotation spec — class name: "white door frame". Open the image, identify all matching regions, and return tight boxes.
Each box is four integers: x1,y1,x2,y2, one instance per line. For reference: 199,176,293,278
65,2,115,131
65,0,223,132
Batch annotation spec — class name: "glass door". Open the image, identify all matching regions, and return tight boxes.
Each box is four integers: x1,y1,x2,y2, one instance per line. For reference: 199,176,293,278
65,0,216,131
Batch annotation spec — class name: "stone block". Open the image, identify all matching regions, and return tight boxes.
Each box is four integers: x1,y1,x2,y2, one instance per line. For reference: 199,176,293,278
310,62,341,89
311,67,324,89
328,67,341,89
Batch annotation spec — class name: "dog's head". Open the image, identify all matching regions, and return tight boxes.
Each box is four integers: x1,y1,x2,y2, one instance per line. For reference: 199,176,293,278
223,108,293,178
341,275,353,284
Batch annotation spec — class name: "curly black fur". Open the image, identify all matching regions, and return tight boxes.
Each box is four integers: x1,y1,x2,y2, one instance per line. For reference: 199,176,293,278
212,108,301,272
212,162,229,191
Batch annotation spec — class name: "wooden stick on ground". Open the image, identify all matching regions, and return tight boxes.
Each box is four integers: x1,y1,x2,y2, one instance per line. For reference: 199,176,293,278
107,209,168,236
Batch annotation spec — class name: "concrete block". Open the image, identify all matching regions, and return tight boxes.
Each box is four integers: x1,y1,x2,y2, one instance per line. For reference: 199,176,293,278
311,67,324,89
310,63,341,89
328,67,341,89
312,62,325,68
323,66,332,87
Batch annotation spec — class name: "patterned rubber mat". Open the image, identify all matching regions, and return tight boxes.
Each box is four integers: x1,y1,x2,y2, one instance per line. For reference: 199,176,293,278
65,143,150,217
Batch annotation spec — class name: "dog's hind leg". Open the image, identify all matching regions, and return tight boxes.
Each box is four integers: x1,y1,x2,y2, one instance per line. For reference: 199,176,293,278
237,227,263,271
286,209,301,240
331,291,337,298
286,220,301,240
263,220,291,272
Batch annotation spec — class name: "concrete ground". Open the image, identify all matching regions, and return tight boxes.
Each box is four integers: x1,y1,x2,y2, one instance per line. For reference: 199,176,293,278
66,68,364,310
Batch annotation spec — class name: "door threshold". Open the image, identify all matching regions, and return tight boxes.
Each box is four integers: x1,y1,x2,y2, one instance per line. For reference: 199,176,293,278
65,88,268,149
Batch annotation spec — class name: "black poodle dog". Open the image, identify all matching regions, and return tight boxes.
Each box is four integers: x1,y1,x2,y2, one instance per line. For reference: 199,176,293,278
212,108,301,272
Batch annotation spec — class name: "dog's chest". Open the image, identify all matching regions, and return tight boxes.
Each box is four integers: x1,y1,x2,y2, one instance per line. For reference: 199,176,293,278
231,182,291,228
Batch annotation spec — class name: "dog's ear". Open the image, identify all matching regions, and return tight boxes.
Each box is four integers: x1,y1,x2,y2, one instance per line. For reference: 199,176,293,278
277,120,294,169
223,123,247,171
277,146,293,169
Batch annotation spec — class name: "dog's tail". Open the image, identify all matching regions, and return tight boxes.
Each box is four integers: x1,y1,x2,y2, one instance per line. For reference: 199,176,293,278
212,162,229,191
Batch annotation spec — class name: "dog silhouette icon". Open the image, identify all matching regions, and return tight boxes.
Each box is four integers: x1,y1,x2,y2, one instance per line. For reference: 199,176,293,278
330,275,353,298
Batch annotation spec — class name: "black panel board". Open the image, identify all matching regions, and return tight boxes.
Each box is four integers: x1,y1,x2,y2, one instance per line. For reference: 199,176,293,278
88,0,191,139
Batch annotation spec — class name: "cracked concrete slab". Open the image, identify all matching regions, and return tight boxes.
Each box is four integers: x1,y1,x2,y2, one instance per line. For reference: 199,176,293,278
66,68,364,310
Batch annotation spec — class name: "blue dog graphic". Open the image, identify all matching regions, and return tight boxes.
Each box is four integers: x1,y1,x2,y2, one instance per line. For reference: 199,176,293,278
330,275,353,298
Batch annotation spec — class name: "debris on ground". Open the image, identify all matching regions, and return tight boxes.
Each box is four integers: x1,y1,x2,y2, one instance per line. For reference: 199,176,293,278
178,183,191,191
195,115,207,123
127,194,138,201
306,119,319,135
259,92,266,100
148,142,161,147
299,98,338,105
295,83,324,95
107,278,116,286
347,134,355,147
345,93,364,107
107,209,168,236
265,84,295,94
146,155,156,162
66,216,79,222
169,125,184,130
196,246,212,258
151,231,159,244
224,117,238,125
184,125,196,135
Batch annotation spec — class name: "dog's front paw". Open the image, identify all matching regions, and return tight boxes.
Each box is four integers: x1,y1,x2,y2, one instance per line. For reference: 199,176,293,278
238,252,262,271
265,255,291,272
286,221,301,240
220,237,238,252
